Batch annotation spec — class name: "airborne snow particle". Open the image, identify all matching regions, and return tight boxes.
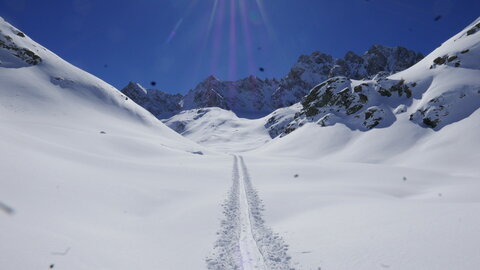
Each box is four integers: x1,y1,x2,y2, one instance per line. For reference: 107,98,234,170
434,15,442,21
150,81,157,86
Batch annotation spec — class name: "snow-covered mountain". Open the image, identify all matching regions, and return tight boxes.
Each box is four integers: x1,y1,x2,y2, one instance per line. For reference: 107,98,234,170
164,107,272,153
268,18,480,137
0,16,208,159
162,18,480,158
182,75,280,118
123,46,422,119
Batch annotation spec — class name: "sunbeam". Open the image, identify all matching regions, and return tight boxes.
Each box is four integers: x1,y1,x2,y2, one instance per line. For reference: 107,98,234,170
210,0,226,75
228,0,237,80
165,18,184,44
239,0,256,74
164,0,199,45
205,0,219,41
254,0,276,39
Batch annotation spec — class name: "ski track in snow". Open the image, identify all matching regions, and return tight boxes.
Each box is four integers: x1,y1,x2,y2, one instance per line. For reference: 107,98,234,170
207,156,293,270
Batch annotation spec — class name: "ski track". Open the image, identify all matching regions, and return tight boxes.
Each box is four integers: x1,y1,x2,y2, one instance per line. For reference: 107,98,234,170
207,156,293,270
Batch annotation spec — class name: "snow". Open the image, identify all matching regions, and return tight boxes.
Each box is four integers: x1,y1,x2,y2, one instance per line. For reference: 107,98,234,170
241,155,480,270
0,16,227,270
1,15,480,270
164,107,271,153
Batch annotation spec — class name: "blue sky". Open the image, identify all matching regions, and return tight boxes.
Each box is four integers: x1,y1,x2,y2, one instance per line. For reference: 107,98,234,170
1,0,479,94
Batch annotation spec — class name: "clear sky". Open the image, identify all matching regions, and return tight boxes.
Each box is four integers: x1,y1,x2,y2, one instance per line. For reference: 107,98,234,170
1,0,479,94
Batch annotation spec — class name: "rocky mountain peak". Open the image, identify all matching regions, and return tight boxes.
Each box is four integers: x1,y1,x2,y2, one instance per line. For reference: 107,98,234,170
120,82,182,119
364,45,424,75
122,81,148,97
122,45,423,120
272,45,423,108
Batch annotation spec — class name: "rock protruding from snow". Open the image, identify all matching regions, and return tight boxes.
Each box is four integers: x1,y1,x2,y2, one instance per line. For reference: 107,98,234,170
121,82,183,119
273,76,414,135
0,18,42,68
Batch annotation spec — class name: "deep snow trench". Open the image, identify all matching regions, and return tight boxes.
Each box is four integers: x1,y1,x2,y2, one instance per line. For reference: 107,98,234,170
207,156,292,270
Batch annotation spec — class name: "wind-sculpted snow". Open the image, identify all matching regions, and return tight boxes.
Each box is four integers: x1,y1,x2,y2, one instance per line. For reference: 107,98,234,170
207,156,292,269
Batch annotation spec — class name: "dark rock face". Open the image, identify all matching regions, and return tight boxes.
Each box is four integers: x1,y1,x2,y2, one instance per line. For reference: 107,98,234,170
364,45,424,76
121,82,182,119
182,75,279,118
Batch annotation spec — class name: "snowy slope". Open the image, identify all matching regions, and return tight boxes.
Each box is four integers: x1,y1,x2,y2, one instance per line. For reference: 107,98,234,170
0,16,204,155
393,19,480,129
241,152,480,270
0,17,234,270
164,107,271,153
244,22,480,270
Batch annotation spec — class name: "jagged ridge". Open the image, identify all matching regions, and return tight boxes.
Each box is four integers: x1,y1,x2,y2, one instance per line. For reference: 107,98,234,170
122,45,423,119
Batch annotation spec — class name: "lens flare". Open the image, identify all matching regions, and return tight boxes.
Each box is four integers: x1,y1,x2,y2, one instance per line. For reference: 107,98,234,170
164,0,199,45
192,0,275,83
248,10,262,25
165,18,184,44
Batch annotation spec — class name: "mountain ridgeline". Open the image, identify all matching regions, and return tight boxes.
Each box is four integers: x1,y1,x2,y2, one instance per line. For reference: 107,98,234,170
122,45,423,119
124,18,480,139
